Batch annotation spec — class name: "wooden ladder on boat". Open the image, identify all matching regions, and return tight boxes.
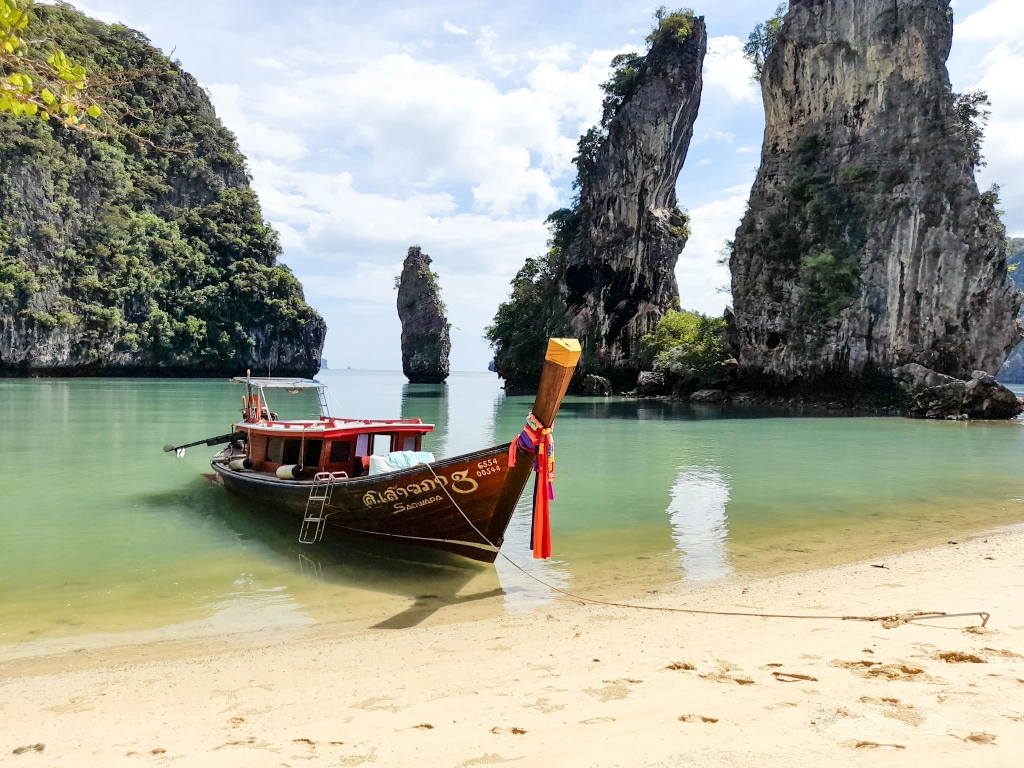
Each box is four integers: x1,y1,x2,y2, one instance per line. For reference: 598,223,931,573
299,471,347,544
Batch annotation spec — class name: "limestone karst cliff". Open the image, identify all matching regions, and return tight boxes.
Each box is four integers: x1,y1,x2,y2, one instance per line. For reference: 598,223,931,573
488,11,706,389
564,15,706,381
729,0,1022,394
0,5,324,376
397,246,450,384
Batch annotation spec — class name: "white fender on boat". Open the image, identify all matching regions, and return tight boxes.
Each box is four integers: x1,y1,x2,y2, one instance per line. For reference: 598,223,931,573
229,458,253,471
276,464,303,479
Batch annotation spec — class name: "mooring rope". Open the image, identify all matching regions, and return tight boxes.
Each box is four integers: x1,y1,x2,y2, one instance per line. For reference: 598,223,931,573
425,463,990,629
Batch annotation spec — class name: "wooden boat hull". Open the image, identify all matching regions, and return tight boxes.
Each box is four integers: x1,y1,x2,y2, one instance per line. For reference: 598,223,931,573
212,443,526,562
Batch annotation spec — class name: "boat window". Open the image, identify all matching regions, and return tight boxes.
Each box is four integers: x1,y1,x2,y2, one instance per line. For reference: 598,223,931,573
372,434,391,455
355,434,369,457
402,436,417,451
282,439,302,466
266,437,284,464
303,440,323,467
329,441,352,463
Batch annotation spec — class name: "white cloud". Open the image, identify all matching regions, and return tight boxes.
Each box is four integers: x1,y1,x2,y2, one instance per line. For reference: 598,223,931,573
442,20,469,36
206,83,308,162
957,0,1024,41
252,57,287,71
525,43,576,64
475,27,516,74
972,43,1024,231
55,0,123,25
676,189,750,314
248,52,619,215
954,1,1024,235
254,161,549,271
703,35,759,104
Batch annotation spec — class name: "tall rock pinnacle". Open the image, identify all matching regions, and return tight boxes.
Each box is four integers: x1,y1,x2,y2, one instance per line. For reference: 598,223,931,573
397,246,450,384
565,16,707,381
729,0,1023,392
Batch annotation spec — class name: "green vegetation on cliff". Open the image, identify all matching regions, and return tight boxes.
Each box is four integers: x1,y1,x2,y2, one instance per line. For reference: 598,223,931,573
0,3,323,374
742,3,786,80
639,309,725,370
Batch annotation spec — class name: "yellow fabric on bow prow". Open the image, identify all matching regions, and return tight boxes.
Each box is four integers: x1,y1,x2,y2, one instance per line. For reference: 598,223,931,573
545,338,581,367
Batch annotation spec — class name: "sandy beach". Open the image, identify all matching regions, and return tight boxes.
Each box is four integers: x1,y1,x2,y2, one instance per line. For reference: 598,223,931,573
2,527,1023,767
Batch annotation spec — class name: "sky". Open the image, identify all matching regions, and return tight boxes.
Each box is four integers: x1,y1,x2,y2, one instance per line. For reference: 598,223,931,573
60,0,1024,371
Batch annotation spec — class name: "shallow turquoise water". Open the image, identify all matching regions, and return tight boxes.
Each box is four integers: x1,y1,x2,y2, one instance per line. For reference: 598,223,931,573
3,371,1024,648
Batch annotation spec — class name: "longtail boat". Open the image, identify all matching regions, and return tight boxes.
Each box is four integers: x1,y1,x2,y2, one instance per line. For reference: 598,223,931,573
165,339,581,563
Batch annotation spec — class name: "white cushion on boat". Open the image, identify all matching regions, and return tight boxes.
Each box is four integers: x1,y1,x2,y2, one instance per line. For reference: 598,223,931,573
368,451,436,476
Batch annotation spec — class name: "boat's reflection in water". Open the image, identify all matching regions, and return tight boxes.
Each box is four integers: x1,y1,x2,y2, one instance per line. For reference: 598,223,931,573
666,466,733,581
197,483,506,630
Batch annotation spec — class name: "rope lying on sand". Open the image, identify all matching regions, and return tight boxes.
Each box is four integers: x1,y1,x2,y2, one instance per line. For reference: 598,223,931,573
426,465,990,629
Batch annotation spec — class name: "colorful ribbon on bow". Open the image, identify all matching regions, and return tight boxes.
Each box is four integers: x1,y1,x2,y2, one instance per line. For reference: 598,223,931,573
508,412,555,559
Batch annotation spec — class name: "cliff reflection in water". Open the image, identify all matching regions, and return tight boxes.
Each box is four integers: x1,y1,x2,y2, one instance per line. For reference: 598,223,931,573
666,467,733,581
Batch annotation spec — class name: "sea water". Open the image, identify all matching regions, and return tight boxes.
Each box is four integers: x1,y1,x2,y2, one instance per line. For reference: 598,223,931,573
3,371,1024,649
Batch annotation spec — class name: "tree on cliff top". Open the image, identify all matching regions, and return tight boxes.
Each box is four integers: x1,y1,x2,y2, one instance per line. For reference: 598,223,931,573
743,3,787,80
953,90,991,169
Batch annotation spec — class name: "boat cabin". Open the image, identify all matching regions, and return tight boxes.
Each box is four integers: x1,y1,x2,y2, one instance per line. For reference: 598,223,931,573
229,377,433,479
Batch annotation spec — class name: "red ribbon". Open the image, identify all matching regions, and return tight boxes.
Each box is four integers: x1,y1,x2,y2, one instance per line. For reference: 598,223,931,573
508,412,555,559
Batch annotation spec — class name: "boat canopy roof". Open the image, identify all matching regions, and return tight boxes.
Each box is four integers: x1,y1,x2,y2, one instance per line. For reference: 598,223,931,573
230,377,325,389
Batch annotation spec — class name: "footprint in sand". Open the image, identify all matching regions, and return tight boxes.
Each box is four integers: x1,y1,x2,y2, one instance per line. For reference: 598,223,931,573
678,714,718,723
699,661,755,686
772,671,818,683
522,697,565,714
337,747,378,766
982,647,1024,660
859,696,924,726
454,753,520,767
212,738,256,751
700,670,755,686
663,662,696,671
963,626,994,636
866,664,927,681
845,740,905,750
832,660,926,681
957,732,997,745
351,696,401,713
937,651,986,664
579,717,615,725
584,684,631,702
12,744,45,755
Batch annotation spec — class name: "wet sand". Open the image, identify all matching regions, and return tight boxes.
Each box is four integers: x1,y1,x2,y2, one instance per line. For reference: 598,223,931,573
2,527,1023,766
